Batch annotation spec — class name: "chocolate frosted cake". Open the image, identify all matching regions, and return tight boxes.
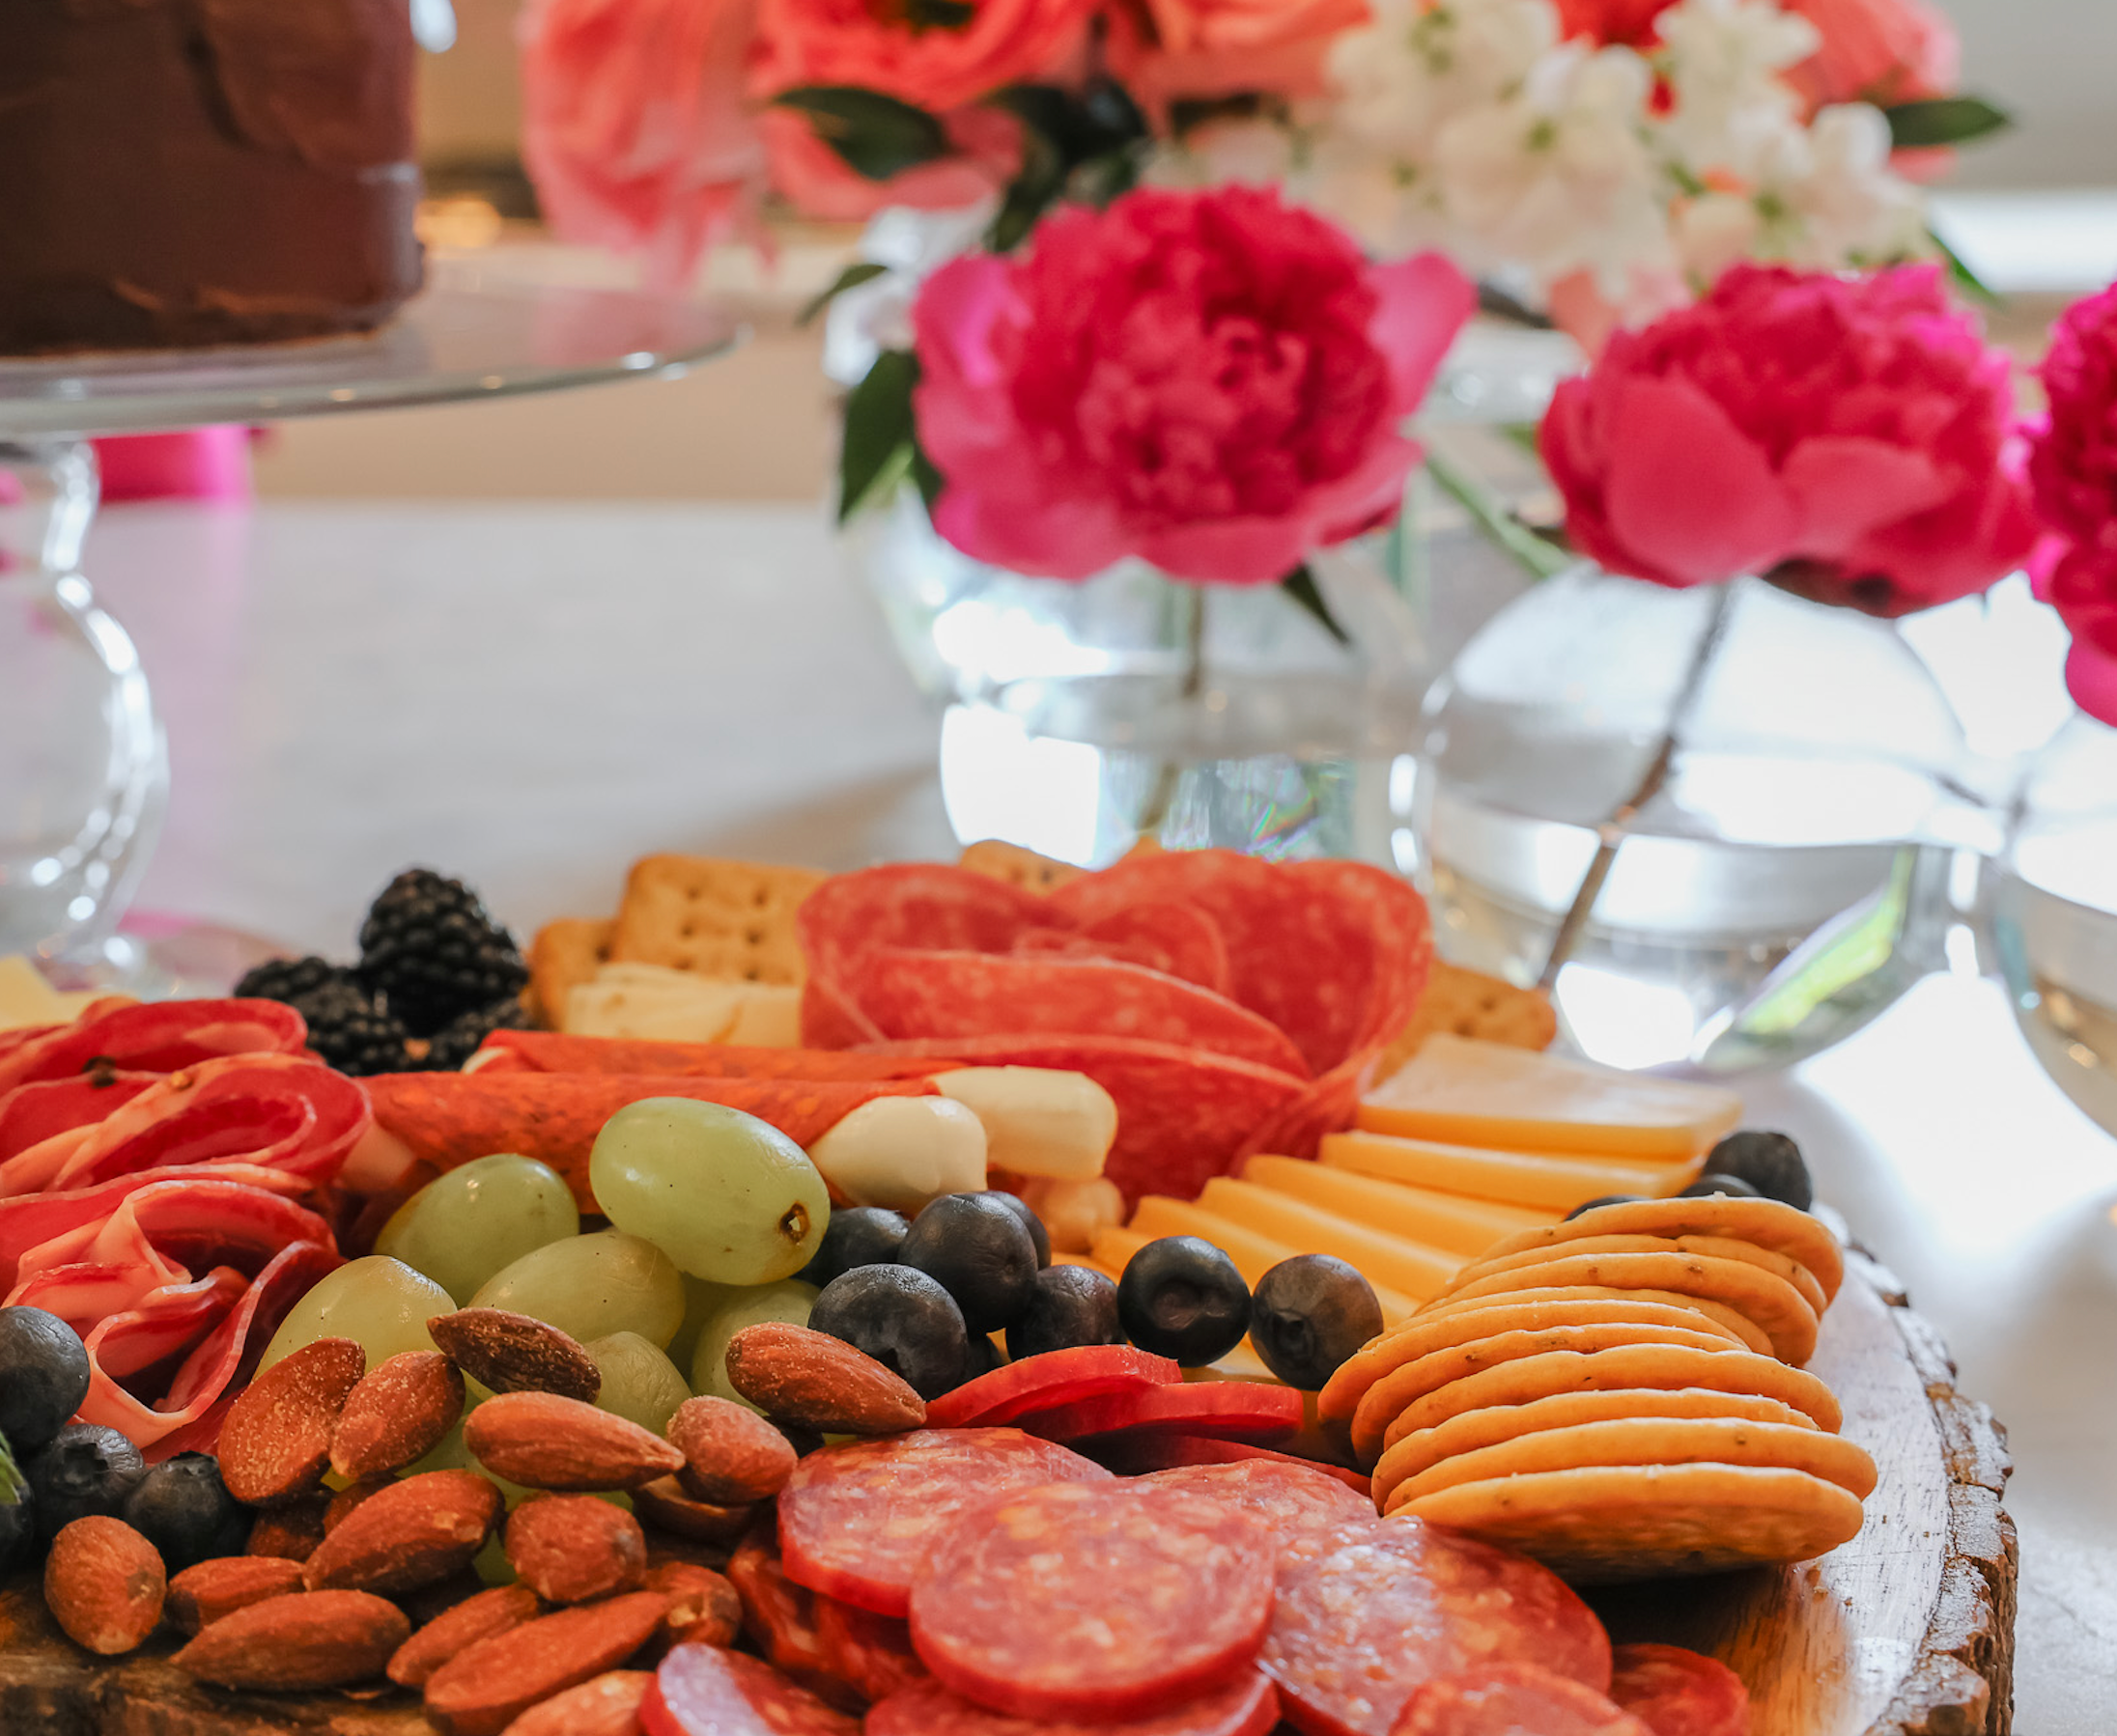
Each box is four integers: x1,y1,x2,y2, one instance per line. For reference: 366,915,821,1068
0,0,426,354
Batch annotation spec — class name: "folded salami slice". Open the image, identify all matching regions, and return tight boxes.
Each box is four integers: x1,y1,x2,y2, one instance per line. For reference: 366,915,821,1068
1027,1381,1306,1447
645,1644,861,1736
1260,1522,1612,1736
866,1670,1280,1736
799,865,1065,989
777,1429,1112,1618
0,997,308,1096
726,1522,861,1712
1607,1643,1751,1736
850,949,1313,1078
1013,900,1231,996
0,1073,159,1162
470,1031,959,1080
924,1344,1181,1430
1396,1664,1654,1736
908,1480,1278,1722
360,1072,940,1208
812,1594,928,1705
856,1035,1309,1206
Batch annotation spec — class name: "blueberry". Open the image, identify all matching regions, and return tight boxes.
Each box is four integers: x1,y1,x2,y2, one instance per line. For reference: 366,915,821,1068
1564,1194,1644,1221
800,1208,912,1290
979,1191,1051,1270
25,1422,145,1540
1005,1266,1122,1362
1706,1131,1813,1212
808,1265,971,1400
0,1306,93,1457
1679,1171,1762,1201
899,1194,1039,1334
0,1437,34,1575
1249,1255,1385,1390
122,1453,249,1572
1116,1237,1250,1367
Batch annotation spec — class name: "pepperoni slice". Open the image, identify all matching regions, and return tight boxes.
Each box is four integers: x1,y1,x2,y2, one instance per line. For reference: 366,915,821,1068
866,1671,1280,1736
1096,1433,1373,1496
908,1480,1278,1722
724,1522,857,1710
1395,1664,1654,1735
1139,1459,1381,1569
925,1344,1181,1430
1608,1644,1752,1736
812,1594,927,1706
643,1644,861,1736
1026,1381,1305,1446
776,1429,1111,1617
1261,1520,1612,1736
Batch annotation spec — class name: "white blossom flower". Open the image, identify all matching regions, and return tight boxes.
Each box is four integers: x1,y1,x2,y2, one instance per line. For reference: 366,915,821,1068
1652,0,1818,177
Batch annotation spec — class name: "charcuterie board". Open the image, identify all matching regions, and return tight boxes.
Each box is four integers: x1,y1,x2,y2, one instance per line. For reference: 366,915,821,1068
0,1248,2013,1736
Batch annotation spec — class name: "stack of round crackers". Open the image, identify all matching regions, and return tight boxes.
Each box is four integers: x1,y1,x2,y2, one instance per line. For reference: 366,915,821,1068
1320,1195,1877,1582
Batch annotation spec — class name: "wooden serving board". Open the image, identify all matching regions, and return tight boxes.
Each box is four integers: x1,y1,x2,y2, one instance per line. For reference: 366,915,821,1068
0,1250,2013,1736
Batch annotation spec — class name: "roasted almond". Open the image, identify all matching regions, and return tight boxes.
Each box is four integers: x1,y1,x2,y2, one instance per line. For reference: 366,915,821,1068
302,1470,503,1595
244,1492,330,1561
325,1474,397,1534
43,1516,165,1655
632,1476,753,1547
722,1323,925,1435
218,1337,367,1505
388,1582,543,1689
423,1591,667,1736
332,1349,466,1480
647,1559,742,1649
506,1495,647,1605
497,1669,653,1736
173,1589,410,1691
665,1395,797,1505
464,1390,684,1491
167,1554,306,1637
431,1308,602,1402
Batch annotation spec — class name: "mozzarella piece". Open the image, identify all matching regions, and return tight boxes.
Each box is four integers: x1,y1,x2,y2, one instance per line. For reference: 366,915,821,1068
932,1067,1115,1180
807,1096,988,1212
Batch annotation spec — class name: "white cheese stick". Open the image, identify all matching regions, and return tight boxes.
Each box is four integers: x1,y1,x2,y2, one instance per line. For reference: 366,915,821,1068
933,1068,1115,1180
807,1096,988,1212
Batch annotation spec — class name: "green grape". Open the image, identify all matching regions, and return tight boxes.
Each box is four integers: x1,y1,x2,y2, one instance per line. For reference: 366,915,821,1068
469,1229,685,1349
586,1332,692,1436
259,1256,453,1372
590,1099,830,1285
375,1155,579,1304
665,1274,724,1377
691,1279,818,1410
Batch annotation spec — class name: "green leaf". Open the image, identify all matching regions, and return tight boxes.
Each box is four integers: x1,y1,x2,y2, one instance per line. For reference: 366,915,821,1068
838,350,920,524
775,88,949,182
911,444,946,515
1280,565,1352,645
1883,97,2012,150
1424,448,1576,583
799,261,891,328
1928,226,2001,308
982,80,1150,249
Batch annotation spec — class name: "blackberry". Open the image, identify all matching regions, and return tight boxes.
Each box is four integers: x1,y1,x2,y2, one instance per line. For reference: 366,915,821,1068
295,979,415,1077
234,955,352,1005
357,869,528,1036
419,995,531,1073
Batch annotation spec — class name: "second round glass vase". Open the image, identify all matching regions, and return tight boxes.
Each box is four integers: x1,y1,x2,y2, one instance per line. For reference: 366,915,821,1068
1411,566,1968,1075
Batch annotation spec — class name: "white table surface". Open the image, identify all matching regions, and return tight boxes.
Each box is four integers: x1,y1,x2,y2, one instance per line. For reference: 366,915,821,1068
88,498,2117,1731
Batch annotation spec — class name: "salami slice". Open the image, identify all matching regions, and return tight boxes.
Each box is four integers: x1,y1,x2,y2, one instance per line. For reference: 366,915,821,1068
812,1593,928,1705
1027,1380,1305,1446
643,1644,861,1736
925,1344,1181,1430
908,1481,1278,1722
0,997,309,1096
469,1030,957,1080
724,1521,851,1708
854,1035,1310,1205
1013,901,1231,996
1607,1644,1751,1736
776,1428,1112,1617
1395,1664,1654,1736
1138,1459,1380,1569
866,1670,1280,1736
797,865,1063,990
1261,1520,1612,1736
850,950,1313,1078
1097,1434,1373,1497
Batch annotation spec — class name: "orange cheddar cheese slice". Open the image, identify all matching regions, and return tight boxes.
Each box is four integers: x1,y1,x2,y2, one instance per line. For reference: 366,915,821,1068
1239,1155,1558,1257
1123,1196,1416,1326
1196,1178,1464,1302
1358,1034,1741,1161
1320,1128,1702,1213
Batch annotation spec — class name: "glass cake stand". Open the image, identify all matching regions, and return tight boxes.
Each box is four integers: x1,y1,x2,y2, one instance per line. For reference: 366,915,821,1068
0,258,742,986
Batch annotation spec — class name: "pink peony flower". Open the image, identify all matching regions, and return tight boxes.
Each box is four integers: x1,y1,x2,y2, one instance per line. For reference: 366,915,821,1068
1779,0,1959,110
519,0,768,291
2027,283,2117,725
1107,0,1372,112
911,186,1475,584
749,0,1096,115
1540,262,2039,617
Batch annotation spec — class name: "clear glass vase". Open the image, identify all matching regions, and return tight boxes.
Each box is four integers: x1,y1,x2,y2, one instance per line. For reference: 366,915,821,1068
1990,714,2117,1137
1409,566,1969,1074
856,490,1431,868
